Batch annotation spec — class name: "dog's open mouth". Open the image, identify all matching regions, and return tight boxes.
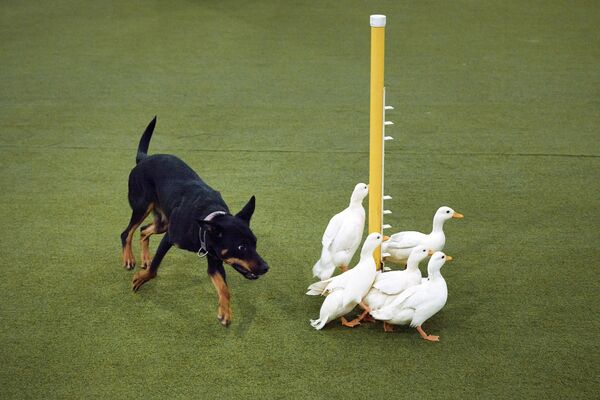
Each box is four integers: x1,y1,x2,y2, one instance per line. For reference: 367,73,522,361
226,261,260,280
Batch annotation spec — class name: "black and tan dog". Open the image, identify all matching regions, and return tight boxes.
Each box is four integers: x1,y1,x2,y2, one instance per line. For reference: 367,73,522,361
120,117,269,326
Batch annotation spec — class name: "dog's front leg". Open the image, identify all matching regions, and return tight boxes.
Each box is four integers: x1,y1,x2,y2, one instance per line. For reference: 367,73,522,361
207,257,231,327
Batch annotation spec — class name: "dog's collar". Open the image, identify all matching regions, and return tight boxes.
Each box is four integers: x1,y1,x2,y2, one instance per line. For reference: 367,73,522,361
197,211,228,258
204,210,228,222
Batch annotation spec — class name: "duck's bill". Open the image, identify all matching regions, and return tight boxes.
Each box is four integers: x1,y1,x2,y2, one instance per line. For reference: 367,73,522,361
445,255,453,262
452,212,464,219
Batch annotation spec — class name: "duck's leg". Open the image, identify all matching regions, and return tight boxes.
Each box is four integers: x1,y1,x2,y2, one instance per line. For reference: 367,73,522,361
357,301,372,321
383,321,395,332
361,303,376,323
346,302,372,325
416,325,439,342
340,316,361,328
362,314,376,323
338,265,349,273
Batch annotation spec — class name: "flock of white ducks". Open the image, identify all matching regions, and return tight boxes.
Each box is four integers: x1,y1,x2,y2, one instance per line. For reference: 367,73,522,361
307,184,463,342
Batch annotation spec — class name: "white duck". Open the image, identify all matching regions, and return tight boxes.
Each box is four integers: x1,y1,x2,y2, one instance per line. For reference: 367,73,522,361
370,251,452,341
382,206,463,266
307,232,382,330
312,183,368,280
363,245,432,312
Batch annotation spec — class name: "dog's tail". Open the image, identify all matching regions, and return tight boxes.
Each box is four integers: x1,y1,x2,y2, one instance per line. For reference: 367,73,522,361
136,116,157,164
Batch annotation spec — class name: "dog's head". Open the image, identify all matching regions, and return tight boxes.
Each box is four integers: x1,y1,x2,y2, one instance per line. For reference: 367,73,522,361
199,196,269,280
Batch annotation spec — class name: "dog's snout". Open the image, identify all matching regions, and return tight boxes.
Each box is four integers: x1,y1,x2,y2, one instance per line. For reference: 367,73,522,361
257,262,269,274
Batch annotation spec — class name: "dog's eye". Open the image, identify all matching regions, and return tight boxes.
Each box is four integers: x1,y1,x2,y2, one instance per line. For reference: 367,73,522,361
238,245,246,252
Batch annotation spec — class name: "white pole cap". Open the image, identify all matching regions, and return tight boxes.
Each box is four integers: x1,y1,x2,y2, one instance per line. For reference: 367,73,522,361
370,14,386,27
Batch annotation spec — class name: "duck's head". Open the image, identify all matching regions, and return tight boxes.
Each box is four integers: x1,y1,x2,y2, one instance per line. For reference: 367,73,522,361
435,206,464,222
427,251,452,276
408,245,433,264
350,183,369,204
361,232,383,256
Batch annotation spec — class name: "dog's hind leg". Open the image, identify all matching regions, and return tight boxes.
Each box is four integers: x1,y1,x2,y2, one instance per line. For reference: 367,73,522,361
132,233,173,291
139,214,168,269
120,203,153,270
208,257,231,327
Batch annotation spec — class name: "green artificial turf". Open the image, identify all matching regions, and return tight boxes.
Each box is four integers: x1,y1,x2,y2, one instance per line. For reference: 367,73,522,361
1,0,599,398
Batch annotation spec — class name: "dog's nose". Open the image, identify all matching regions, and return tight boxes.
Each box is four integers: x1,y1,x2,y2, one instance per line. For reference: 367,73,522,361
258,263,269,274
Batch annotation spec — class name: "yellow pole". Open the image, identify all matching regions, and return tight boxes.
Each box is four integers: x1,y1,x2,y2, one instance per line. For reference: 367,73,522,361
369,15,386,269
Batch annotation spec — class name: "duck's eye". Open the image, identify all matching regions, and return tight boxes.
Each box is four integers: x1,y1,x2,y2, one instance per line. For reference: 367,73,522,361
446,210,450,213
442,255,445,259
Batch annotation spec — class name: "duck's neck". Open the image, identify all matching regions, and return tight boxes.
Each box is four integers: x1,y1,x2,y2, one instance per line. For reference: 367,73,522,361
359,249,377,265
431,215,446,234
349,195,363,208
427,268,443,281
406,258,420,271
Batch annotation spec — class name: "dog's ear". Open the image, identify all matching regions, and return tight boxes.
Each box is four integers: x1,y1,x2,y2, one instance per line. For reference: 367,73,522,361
235,196,255,225
197,219,223,237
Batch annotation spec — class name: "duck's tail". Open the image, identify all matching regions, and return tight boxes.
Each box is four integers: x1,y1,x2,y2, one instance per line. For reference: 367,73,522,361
310,318,327,330
306,278,331,296
312,247,335,280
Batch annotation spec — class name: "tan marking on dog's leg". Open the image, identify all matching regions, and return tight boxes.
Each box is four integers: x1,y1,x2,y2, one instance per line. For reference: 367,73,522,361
140,212,169,269
140,223,157,269
210,273,231,326
122,204,154,269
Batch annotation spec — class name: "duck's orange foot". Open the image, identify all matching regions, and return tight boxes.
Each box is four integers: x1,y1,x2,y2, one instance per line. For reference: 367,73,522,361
417,325,439,342
340,316,361,328
362,314,376,323
383,321,395,332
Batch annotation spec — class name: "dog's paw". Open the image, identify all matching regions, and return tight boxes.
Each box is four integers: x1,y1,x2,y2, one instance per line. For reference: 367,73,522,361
217,311,231,327
140,249,152,269
140,258,151,270
123,249,136,270
132,270,155,292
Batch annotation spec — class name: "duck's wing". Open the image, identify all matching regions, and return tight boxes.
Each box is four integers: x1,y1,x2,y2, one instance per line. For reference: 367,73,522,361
369,285,417,321
306,277,334,295
329,210,365,253
321,269,353,293
321,210,346,249
386,284,426,311
383,231,426,250
372,271,408,295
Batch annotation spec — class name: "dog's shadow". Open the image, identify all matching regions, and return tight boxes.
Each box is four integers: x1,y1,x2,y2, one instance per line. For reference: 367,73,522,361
127,267,260,337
